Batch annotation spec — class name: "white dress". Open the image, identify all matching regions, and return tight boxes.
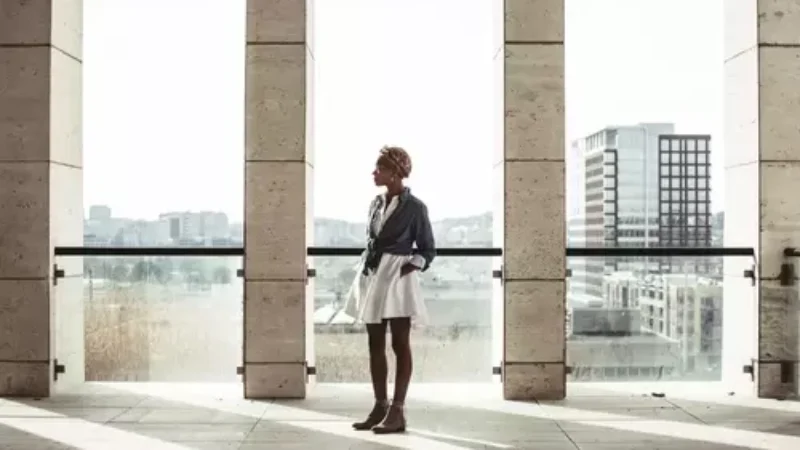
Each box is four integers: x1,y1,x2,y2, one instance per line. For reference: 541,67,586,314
343,195,429,324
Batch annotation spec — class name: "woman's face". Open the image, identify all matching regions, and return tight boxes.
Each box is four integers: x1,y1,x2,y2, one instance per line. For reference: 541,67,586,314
372,162,395,186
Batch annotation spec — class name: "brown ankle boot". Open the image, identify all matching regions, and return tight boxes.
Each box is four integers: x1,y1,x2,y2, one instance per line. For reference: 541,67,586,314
352,401,389,431
372,403,406,434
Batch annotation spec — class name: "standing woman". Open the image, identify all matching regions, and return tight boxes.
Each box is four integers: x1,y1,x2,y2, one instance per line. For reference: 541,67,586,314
346,146,436,434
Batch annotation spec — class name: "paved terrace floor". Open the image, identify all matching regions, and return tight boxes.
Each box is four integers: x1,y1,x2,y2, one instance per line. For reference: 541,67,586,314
1,382,799,449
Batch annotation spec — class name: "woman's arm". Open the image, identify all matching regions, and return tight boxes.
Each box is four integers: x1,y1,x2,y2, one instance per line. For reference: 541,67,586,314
409,203,436,272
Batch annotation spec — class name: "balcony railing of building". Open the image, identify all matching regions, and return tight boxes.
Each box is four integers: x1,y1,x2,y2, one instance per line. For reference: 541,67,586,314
52,245,755,384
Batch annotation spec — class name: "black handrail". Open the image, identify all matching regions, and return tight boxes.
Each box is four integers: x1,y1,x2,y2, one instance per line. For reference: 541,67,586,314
53,246,500,257
566,247,755,257
306,247,501,257
54,246,755,258
54,246,245,257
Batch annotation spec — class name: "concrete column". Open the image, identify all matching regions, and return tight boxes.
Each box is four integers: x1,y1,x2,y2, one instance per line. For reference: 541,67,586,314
724,0,800,398
244,0,311,398
0,0,84,397
501,0,566,400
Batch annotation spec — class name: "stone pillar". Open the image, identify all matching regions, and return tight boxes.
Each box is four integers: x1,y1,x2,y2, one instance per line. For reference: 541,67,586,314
501,0,566,400
0,0,84,397
244,0,310,398
724,0,800,398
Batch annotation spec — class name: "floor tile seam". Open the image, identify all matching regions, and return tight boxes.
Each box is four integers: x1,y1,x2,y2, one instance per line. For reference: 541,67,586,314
664,399,709,425
554,421,581,450
244,414,261,437
105,407,134,423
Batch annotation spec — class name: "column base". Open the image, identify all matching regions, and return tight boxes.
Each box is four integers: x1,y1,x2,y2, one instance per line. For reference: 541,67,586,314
244,362,306,399
0,361,50,397
503,362,565,400
758,362,798,400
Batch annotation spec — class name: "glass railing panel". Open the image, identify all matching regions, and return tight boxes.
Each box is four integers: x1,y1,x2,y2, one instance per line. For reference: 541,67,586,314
54,255,242,382
566,254,755,384
311,255,499,382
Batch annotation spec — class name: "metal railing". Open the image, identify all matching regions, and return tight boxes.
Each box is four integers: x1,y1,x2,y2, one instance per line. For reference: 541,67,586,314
306,247,501,257
566,247,754,257
54,246,501,257
54,245,757,283
54,245,759,379
54,245,754,257
54,246,245,256
53,246,504,282
565,246,757,286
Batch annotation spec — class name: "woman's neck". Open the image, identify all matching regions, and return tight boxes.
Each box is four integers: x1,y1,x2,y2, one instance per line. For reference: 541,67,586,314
385,183,404,198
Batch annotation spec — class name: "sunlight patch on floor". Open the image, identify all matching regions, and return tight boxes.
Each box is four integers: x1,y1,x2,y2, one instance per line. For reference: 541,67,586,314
0,402,191,450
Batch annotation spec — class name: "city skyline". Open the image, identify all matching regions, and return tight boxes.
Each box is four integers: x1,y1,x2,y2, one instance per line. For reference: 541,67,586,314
83,0,723,223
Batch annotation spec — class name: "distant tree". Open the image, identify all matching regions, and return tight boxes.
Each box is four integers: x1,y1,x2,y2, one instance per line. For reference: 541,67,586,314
154,266,171,284
146,259,172,284
186,271,208,286
178,258,209,283
130,261,150,282
110,264,129,282
179,259,200,275
131,260,169,284
93,261,110,279
212,266,232,284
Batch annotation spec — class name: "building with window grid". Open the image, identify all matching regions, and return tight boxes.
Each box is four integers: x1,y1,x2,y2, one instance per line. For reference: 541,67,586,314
567,124,712,306
658,135,712,272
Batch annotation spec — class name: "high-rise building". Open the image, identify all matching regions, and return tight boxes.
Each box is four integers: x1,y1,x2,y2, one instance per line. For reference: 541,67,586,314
568,124,712,305
657,135,713,273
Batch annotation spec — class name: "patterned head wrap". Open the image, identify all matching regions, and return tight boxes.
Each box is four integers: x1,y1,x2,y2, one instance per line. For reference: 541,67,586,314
377,146,412,179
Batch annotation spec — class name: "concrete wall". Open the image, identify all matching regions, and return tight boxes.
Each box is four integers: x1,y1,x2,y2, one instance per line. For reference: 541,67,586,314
243,0,313,398
724,0,800,398
0,0,85,396
501,0,567,400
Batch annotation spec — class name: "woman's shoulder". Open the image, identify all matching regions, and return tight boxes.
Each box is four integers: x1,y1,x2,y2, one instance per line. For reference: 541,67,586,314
406,193,429,212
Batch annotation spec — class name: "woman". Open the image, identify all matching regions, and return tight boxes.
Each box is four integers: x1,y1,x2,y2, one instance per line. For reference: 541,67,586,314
346,146,436,434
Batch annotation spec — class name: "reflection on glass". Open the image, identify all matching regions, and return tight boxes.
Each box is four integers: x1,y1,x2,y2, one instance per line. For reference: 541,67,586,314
566,255,750,382
313,256,496,382
60,256,242,382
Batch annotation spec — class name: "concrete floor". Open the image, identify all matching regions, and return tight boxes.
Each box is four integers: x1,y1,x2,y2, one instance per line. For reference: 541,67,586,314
1,382,799,449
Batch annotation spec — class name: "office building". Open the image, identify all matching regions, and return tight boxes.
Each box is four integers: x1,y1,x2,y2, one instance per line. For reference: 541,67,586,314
569,124,712,303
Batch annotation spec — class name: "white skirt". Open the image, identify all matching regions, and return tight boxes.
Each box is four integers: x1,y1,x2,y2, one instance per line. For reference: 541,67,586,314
343,253,428,324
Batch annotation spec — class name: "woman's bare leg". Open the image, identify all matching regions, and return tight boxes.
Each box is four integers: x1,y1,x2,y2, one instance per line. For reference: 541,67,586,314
353,321,389,430
367,321,389,401
373,317,411,434
389,317,412,403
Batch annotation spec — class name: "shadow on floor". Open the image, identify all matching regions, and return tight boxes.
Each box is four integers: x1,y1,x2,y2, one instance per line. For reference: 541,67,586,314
1,383,799,449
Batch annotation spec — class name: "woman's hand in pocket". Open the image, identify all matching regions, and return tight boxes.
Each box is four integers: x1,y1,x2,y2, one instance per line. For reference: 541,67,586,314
400,263,419,277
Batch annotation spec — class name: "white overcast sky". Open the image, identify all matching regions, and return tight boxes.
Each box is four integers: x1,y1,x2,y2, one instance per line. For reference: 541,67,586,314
83,0,723,223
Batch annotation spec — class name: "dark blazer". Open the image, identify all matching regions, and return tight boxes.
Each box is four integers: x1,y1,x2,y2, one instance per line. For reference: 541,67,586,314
363,188,436,275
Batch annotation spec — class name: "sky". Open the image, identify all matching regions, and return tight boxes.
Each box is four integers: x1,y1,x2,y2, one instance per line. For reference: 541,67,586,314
83,0,723,223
